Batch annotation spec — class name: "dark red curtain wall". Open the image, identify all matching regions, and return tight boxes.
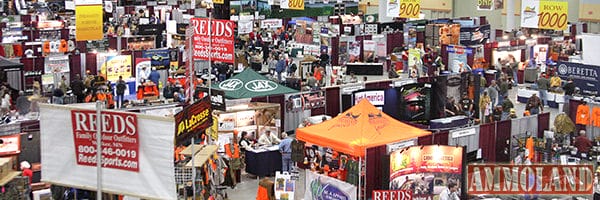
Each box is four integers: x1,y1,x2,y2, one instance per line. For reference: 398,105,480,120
418,131,449,145
495,120,512,163
366,145,387,198
325,87,341,116
537,112,550,138
479,123,496,162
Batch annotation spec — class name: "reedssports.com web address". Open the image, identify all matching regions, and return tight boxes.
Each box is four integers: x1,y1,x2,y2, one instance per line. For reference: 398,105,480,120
78,154,138,169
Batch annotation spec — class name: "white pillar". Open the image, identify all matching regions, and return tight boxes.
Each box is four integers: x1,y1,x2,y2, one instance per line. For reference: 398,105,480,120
506,0,515,32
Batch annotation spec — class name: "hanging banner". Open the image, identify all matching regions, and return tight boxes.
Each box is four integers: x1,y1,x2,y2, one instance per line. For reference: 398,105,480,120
521,0,568,30
386,0,400,17
190,18,235,63
260,19,283,29
399,0,421,19
174,97,213,145
0,134,21,156
477,0,493,10
40,105,176,200
538,0,568,30
305,171,358,200
70,110,139,172
197,87,227,111
142,49,171,70
459,24,491,46
101,55,133,81
214,0,224,4
238,20,254,34
579,0,600,22
75,5,103,41
446,45,473,73
281,0,304,10
44,55,70,73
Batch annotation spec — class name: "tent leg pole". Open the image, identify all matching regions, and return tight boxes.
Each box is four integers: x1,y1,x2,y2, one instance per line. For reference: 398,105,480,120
95,101,102,200
358,156,362,200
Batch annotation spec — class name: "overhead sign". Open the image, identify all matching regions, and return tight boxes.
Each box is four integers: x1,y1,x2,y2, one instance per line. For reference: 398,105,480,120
260,19,283,29
281,0,304,10
75,5,103,41
556,61,600,96
197,87,226,111
386,139,416,154
353,90,385,106
521,0,568,30
399,0,421,19
190,18,235,63
40,105,176,200
477,0,493,10
459,24,491,46
174,97,213,144
142,49,170,70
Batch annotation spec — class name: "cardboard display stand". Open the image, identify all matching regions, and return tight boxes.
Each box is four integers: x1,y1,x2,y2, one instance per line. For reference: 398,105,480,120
274,171,295,200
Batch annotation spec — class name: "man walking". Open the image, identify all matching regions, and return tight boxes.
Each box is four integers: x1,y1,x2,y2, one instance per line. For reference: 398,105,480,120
278,132,294,172
116,76,127,109
536,72,550,107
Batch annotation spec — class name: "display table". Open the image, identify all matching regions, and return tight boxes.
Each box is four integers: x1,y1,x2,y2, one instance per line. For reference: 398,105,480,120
345,63,384,75
245,146,282,177
430,115,469,129
516,88,559,108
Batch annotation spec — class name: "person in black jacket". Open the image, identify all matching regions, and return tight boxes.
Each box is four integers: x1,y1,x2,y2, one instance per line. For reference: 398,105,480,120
116,76,127,109
70,74,85,103
562,77,575,113
163,81,175,99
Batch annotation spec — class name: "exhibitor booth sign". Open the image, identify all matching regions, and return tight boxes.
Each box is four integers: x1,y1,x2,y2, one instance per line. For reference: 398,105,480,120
40,105,176,199
71,110,139,172
190,18,235,63
556,61,600,96
175,97,213,144
305,171,357,200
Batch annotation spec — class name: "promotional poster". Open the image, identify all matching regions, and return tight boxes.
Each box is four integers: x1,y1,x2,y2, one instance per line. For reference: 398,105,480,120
390,145,464,199
397,83,432,124
101,55,133,82
135,58,151,87
44,55,70,73
174,97,213,145
446,45,472,73
459,24,491,46
142,49,171,70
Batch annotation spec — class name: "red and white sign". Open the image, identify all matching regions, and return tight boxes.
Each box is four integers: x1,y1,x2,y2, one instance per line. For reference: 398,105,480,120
71,110,139,172
0,134,20,156
354,90,385,105
190,18,235,63
372,190,413,200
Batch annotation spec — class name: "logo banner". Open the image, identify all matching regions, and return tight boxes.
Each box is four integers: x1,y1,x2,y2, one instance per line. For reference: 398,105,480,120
101,55,132,82
174,97,213,144
477,0,493,10
71,110,139,172
197,87,226,111
142,49,171,70
190,18,235,63
556,61,600,96
521,0,568,30
459,24,491,46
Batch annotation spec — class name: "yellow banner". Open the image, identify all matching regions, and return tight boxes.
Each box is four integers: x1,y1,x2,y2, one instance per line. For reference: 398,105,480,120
288,0,304,10
214,0,224,4
399,0,421,19
101,55,133,82
75,5,103,41
538,1,568,30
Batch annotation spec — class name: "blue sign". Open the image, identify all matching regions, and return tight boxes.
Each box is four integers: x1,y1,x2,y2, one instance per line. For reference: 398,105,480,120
556,61,600,96
142,49,170,70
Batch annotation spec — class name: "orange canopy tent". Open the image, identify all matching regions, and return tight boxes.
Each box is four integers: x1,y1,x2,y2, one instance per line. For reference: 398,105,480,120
296,99,431,157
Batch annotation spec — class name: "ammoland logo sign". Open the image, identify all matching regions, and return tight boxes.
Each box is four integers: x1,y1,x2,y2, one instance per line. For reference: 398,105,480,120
245,80,278,92
219,79,243,91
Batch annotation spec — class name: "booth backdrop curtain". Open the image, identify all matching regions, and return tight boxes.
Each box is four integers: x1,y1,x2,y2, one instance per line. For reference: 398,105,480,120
511,115,538,138
495,120,512,162
479,123,496,162
383,88,399,120
325,87,340,116
85,53,97,75
537,112,550,138
418,131,449,145
448,126,480,153
568,99,582,129
366,145,387,198
386,32,403,55
331,37,340,66
69,54,81,79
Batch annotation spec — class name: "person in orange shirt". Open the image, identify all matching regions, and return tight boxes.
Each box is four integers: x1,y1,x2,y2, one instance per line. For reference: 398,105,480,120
592,107,600,127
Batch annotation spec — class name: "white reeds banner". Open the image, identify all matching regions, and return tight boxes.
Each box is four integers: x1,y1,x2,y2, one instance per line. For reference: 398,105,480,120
40,104,176,199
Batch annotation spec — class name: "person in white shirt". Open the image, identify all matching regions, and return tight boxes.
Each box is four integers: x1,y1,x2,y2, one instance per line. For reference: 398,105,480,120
238,131,254,152
258,130,280,146
439,182,459,200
